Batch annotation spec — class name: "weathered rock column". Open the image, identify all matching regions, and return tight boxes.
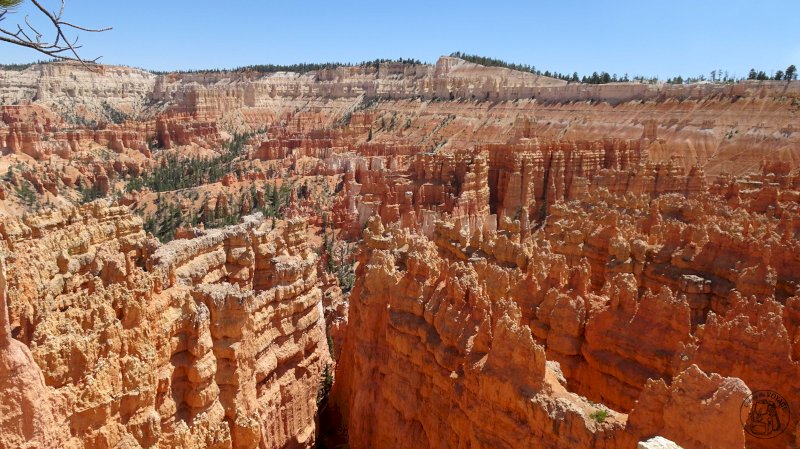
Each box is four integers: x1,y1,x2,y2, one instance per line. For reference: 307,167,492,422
0,258,10,347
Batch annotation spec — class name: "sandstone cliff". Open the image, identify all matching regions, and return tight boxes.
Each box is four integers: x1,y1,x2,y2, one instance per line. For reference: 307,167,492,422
2,56,800,449
0,204,331,449
4,58,799,179
331,216,759,449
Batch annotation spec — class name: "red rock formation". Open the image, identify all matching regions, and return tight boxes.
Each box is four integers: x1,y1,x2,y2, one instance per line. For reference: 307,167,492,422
0,257,71,449
156,115,220,149
625,365,751,449
0,205,331,449
331,208,779,449
329,153,800,448
332,217,626,449
3,58,800,449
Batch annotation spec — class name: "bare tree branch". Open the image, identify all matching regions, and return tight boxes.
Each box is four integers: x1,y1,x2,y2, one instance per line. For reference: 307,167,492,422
24,14,44,40
0,0,111,67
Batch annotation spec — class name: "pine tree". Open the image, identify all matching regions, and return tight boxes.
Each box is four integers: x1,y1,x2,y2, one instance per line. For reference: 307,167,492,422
323,229,334,273
271,182,280,214
316,363,333,406
250,185,259,213
786,65,797,81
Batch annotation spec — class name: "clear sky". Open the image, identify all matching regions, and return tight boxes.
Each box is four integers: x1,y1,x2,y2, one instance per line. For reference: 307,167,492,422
1,0,798,78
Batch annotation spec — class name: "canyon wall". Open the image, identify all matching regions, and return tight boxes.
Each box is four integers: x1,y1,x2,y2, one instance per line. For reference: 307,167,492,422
329,137,800,449
3,58,800,178
331,215,759,449
1,57,800,449
0,63,157,120
0,204,331,449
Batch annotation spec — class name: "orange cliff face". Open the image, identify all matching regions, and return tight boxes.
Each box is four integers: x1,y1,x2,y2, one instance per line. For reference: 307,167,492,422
0,205,330,449
2,58,800,449
0,254,71,449
329,216,758,449
326,134,800,448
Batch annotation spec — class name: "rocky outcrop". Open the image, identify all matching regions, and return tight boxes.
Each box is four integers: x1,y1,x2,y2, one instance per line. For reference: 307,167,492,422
332,217,625,449
332,215,767,449
3,58,800,177
2,56,800,449
155,115,220,149
625,365,750,449
0,63,156,121
0,257,71,449
485,138,650,218
0,204,331,449
321,128,800,447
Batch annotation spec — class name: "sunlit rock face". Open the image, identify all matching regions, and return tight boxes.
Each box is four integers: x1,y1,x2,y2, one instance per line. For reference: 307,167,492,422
2,57,800,449
0,205,330,449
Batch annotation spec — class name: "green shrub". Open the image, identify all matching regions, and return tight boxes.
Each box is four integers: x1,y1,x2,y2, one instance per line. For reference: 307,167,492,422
126,131,256,193
101,101,130,124
79,181,106,204
590,409,609,424
15,182,37,206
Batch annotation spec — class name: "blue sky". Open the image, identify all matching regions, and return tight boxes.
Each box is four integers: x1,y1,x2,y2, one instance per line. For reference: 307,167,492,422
1,0,798,78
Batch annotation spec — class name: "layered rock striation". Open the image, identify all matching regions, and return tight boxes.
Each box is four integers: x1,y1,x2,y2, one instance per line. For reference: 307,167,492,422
331,216,759,449
2,56,800,449
0,204,330,449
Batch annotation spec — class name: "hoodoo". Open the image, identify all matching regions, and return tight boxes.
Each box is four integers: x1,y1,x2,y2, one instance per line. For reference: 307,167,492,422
0,49,798,449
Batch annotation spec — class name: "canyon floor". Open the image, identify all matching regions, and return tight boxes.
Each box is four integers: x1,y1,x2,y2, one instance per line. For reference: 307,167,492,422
0,57,799,449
